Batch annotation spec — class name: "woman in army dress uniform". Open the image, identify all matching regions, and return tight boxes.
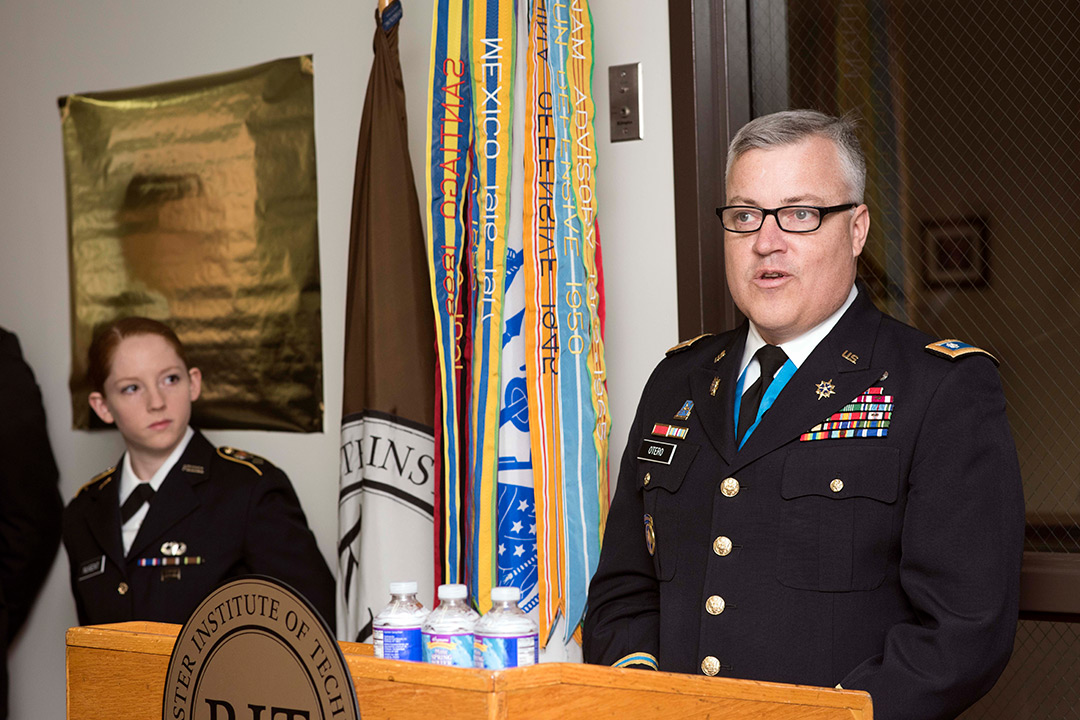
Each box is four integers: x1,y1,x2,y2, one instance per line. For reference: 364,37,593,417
62,317,334,625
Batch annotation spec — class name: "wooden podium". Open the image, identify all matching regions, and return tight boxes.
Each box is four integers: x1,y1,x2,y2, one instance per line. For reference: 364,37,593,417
67,622,872,719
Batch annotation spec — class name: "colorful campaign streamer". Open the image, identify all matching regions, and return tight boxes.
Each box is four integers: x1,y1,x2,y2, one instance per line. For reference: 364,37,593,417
523,0,565,645
426,0,473,585
466,0,517,614
426,0,606,645
547,0,603,640
566,0,609,533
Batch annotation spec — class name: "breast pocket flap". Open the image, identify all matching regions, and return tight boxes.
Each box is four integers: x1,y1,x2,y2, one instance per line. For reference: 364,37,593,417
780,446,899,503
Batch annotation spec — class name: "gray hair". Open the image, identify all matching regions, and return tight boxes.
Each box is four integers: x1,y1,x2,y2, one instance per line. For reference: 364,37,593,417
725,110,867,204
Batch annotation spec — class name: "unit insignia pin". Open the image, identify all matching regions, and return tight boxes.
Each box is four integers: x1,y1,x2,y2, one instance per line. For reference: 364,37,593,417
714,350,726,363
815,379,836,400
879,370,889,382
674,400,694,420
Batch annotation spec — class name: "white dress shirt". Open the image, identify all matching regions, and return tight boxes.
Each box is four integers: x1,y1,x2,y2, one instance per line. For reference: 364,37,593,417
119,426,194,555
738,284,859,386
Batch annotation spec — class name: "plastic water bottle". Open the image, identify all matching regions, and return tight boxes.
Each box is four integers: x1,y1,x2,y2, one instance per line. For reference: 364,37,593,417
473,586,538,669
373,581,429,662
422,584,479,667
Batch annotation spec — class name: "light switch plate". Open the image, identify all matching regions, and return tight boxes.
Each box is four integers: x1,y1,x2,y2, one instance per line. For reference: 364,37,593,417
609,63,643,142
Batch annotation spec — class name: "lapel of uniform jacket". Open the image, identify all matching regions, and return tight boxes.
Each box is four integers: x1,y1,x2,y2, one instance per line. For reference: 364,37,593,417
731,288,885,472
126,431,212,560
690,328,747,465
84,468,125,571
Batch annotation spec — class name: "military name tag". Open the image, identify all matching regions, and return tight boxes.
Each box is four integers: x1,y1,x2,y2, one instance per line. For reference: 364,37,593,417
78,555,105,582
637,439,676,464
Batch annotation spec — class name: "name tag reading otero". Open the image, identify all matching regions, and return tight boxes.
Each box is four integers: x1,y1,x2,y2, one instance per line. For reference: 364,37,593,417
638,439,677,465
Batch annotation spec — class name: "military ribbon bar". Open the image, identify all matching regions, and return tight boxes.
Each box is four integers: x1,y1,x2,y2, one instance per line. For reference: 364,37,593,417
801,385,895,442
651,423,688,439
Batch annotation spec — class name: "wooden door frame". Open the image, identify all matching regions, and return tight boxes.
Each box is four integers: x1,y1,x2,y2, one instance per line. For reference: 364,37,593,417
667,0,745,339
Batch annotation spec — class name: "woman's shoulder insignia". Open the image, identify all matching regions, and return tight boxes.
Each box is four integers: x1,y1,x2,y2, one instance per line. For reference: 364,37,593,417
217,446,266,476
77,466,116,496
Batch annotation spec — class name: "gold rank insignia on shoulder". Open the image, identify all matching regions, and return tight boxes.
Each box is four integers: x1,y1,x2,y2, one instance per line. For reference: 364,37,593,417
218,447,265,476
925,339,999,366
78,467,116,495
666,333,714,356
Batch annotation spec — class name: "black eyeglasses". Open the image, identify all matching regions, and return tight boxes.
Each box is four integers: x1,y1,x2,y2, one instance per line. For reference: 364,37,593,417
715,204,857,233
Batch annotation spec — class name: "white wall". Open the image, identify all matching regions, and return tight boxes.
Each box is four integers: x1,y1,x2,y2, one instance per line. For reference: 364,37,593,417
0,1,677,717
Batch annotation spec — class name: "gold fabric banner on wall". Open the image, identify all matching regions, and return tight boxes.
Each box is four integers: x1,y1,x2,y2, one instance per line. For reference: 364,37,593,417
60,56,323,432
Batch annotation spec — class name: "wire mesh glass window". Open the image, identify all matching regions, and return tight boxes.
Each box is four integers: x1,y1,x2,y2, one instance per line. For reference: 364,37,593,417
750,1,1080,717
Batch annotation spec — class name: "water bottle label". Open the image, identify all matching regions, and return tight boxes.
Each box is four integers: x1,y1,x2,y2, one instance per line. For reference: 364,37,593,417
474,633,539,669
422,632,474,667
374,626,422,662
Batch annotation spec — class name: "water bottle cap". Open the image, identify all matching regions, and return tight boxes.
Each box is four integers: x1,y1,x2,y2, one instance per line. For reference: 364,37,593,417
490,586,520,603
437,583,468,600
389,581,418,595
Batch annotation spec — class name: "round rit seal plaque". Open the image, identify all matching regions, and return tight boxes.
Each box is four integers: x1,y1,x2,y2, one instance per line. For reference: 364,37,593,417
162,576,359,720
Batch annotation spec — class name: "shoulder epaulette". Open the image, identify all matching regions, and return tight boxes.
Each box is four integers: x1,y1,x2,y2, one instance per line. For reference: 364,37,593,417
77,466,116,496
924,339,999,367
217,446,265,476
666,333,714,356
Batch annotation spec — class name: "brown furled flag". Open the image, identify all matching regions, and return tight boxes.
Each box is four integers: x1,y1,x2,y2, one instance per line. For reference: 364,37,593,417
337,0,437,642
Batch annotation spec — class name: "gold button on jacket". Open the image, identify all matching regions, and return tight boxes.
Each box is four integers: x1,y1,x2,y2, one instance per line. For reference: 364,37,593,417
706,595,726,615
720,477,740,497
701,656,720,676
713,535,732,556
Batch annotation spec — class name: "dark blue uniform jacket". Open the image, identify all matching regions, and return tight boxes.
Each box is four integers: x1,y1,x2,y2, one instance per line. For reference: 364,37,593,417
584,288,1024,720
63,430,334,627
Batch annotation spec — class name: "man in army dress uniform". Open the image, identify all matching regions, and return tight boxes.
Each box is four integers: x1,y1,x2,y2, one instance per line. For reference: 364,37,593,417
583,110,1024,720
